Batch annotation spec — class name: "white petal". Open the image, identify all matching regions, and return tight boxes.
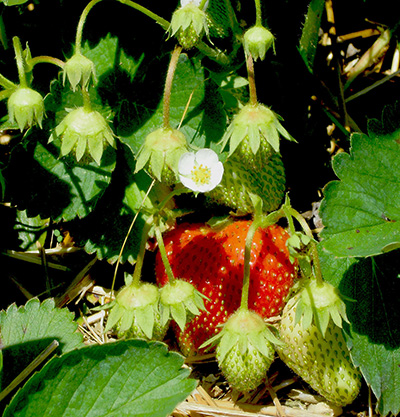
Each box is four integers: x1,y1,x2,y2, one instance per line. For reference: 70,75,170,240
209,161,224,189
179,174,199,191
178,152,196,176
194,148,219,166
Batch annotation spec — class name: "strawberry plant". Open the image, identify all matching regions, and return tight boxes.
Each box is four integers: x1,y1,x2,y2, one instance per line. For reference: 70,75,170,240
1,0,400,416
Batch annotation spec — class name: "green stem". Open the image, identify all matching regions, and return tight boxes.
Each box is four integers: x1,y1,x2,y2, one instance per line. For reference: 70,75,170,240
0,15,8,50
254,0,262,26
241,210,284,310
155,225,176,284
0,73,17,90
29,56,65,69
82,86,92,110
131,216,154,286
75,0,103,54
111,179,156,294
157,186,190,212
163,45,182,129
116,0,170,30
13,37,27,87
246,52,258,106
199,0,208,10
285,206,323,284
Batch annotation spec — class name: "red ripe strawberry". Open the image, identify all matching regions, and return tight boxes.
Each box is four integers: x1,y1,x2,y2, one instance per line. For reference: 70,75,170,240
155,220,298,356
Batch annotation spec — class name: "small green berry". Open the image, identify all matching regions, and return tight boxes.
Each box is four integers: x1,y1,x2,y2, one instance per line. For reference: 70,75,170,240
63,53,96,91
169,2,209,49
49,107,116,165
7,87,45,131
243,26,275,61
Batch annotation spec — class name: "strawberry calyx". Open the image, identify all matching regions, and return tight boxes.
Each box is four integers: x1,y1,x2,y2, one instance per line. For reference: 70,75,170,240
135,127,189,185
243,25,275,61
159,279,208,331
203,309,279,391
49,106,116,165
63,52,96,92
294,279,351,337
105,282,165,340
7,87,45,131
169,2,209,49
219,103,295,166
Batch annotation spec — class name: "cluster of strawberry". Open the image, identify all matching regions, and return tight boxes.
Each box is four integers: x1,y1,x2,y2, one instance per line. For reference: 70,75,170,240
154,219,361,406
103,0,362,407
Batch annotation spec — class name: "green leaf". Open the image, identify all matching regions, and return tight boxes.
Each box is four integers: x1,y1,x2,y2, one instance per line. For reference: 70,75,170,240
118,53,226,156
3,340,197,417
319,247,400,416
0,298,83,390
6,132,116,222
320,130,400,257
298,0,325,73
13,210,48,251
77,144,171,264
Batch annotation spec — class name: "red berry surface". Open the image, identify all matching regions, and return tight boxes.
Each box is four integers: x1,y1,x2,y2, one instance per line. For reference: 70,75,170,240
155,220,298,356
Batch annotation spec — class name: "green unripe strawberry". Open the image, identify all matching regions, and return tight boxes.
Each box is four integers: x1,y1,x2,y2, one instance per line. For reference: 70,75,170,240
105,282,167,341
243,26,275,61
135,127,189,185
220,103,295,171
206,152,285,214
169,2,209,49
159,279,208,332
205,310,277,392
49,107,116,165
7,87,45,131
277,295,362,406
63,53,96,91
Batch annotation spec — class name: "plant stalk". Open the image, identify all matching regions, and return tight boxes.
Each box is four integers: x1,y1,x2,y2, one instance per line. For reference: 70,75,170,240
0,73,16,90
131,216,154,286
246,52,258,106
13,37,28,88
75,0,103,54
254,0,262,26
29,56,65,69
116,0,169,30
155,226,176,284
163,45,182,129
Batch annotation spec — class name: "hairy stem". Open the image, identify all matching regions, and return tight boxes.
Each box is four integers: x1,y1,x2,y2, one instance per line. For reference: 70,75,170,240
254,0,262,26
155,226,176,284
116,0,170,30
0,73,17,90
163,45,182,129
286,206,323,284
246,52,258,106
29,56,65,69
131,216,154,286
75,0,103,54
13,37,27,87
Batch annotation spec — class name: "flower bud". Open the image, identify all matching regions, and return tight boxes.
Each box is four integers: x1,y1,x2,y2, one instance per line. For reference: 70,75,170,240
7,87,45,131
243,26,275,61
63,53,96,91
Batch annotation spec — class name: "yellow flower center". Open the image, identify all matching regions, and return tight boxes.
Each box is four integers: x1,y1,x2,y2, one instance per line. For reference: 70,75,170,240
191,164,211,185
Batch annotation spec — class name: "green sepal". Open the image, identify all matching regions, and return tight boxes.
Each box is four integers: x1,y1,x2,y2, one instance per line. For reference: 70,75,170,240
216,329,237,364
295,279,350,337
104,304,124,333
88,133,104,165
135,306,155,340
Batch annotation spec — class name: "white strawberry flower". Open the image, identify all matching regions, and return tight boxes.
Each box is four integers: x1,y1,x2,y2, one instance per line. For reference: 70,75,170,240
178,148,223,193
